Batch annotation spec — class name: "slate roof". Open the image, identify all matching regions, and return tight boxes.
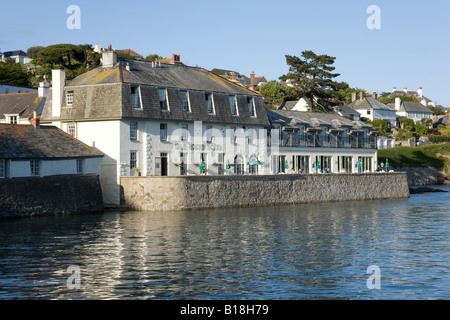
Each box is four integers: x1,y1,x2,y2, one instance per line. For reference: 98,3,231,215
335,104,361,116
68,59,257,95
347,96,395,111
266,109,374,132
0,124,104,159
0,92,45,120
41,58,270,126
387,101,433,114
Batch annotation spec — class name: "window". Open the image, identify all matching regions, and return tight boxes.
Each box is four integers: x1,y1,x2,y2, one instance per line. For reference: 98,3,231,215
205,93,214,114
131,86,141,108
247,96,255,117
159,88,168,110
30,160,40,176
366,110,371,115
180,123,188,141
218,153,225,175
234,155,244,175
130,151,137,175
0,159,5,178
180,153,187,176
9,116,17,124
205,125,212,143
180,90,189,111
130,122,138,140
76,159,84,174
68,123,76,138
229,95,237,115
160,123,167,141
66,91,74,105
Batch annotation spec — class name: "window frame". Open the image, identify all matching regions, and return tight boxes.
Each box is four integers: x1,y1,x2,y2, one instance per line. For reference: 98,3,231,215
130,121,138,141
160,123,168,141
247,96,256,117
229,95,238,116
180,90,190,112
30,160,40,177
76,159,84,175
159,88,168,111
67,123,77,138
131,85,142,109
66,91,74,105
205,92,214,114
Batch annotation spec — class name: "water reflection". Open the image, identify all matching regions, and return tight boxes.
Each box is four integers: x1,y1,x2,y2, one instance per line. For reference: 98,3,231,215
0,186,449,299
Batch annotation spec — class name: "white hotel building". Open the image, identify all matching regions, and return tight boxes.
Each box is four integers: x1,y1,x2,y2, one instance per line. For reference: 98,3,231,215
40,51,378,205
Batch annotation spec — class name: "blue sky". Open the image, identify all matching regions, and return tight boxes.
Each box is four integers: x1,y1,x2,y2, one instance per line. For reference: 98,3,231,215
1,0,449,106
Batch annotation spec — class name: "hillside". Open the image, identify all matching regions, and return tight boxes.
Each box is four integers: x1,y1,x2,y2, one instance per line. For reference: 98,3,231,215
378,142,450,172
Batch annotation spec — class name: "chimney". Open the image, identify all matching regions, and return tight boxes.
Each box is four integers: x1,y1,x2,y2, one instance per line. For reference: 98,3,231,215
249,71,256,90
51,69,65,118
102,45,117,68
395,97,401,110
31,111,40,129
351,91,357,102
392,87,397,93
38,79,50,98
172,54,180,62
230,72,236,81
418,87,423,97
403,87,408,93
359,91,364,101
372,92,378,100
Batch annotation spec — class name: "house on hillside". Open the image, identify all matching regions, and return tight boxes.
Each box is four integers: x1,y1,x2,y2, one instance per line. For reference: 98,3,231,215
346,92,397,126
0,81,49,124
388,97,433,123
266,109,378,174
0,121,103,179
389,87,434,107
2,50,32,64
40,50,271,205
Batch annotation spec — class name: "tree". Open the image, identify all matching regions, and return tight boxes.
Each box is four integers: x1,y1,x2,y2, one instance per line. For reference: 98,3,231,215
26,46,45,60
279,50,341,112
35,44,85,67
259,80,289,106
0,60,31,87
371,119,390,137
144,54,165,62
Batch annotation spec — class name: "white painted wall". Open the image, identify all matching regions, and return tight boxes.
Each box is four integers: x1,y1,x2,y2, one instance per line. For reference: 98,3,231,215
8,158,102,178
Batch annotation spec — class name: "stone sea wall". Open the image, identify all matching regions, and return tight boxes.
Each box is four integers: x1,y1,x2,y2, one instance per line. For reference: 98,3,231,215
0,175,104,218
121,172,410,212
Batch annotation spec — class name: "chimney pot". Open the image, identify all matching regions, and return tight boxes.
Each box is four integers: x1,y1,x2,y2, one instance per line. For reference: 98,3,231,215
372,92,378,100
359,91,364,101
351,91,357,102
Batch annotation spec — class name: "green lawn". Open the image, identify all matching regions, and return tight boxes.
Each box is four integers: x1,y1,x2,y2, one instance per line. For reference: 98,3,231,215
378,142,450,171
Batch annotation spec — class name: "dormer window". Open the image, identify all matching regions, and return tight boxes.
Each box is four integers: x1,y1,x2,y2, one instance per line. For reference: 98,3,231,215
247,96,255,117
159,88,168,111
180,90,190,112
66,91,74,105
205,92,214,114
8,115,18,124
131,85,141,109
229,95,238,116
